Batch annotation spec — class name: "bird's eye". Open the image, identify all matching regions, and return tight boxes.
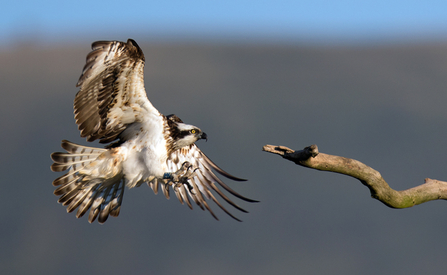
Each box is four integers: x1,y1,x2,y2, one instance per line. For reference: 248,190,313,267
190,129,196,134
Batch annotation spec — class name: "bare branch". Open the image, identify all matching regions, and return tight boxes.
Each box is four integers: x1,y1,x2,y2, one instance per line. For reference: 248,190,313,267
263,144,447,208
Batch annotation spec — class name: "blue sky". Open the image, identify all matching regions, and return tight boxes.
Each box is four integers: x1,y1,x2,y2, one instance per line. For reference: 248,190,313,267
2,0,447,45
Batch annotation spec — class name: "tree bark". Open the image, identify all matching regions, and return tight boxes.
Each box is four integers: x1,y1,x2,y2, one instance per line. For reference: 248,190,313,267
262,144,447,208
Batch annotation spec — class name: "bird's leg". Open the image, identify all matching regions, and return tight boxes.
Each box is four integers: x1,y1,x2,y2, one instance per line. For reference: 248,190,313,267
163,162,198,193
163,161,192,182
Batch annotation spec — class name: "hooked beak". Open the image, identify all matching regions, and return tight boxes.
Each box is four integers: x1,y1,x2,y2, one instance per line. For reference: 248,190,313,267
200,132,208,142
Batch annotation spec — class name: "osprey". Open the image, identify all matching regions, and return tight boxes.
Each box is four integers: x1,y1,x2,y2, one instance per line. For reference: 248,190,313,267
51,39,257,224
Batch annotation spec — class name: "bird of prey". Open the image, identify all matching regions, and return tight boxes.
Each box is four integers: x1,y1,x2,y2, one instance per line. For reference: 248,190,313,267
50,39,257,224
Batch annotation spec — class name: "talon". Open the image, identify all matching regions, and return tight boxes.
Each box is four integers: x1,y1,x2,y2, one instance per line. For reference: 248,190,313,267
174,183,183,189
184,182,195,194
181,161,191,168
163,162,200,195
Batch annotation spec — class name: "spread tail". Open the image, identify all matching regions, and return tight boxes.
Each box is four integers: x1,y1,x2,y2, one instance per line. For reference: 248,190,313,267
50,140,125,224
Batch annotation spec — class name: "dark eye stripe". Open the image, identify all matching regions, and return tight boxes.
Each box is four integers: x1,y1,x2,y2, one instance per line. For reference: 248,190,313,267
177,130,193,139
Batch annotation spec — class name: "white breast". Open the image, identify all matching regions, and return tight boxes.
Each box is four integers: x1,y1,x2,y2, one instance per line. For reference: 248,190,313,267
120,116,168,188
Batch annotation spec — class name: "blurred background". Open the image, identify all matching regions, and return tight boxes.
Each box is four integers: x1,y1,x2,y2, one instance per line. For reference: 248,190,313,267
2,1,447,274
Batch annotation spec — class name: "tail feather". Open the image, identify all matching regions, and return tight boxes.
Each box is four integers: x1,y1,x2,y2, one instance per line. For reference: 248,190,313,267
107,181,125,217
53,172,77,187
76,186,99,218
57,184,83,204
50,163,71,172
54,176,81,196
51,152,100,165
66,186,94,212
96,181,125,223
61,139,106,154
51,140,124,224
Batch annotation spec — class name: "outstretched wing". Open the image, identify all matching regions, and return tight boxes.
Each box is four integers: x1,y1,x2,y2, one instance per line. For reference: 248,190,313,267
74,39,160,143
149,145,258,221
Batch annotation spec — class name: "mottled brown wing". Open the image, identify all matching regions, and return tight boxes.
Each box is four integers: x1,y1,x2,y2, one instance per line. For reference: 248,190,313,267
74,39,156,143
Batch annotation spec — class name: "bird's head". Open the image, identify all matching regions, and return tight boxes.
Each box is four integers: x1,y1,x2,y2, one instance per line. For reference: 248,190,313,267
166,114,207,150
174,123,207,148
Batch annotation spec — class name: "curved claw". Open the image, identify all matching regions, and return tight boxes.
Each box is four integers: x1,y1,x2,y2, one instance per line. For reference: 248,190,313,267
162,161,201,196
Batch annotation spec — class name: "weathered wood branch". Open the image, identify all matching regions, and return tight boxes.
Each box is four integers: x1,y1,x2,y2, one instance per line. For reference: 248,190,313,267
262,144,447,208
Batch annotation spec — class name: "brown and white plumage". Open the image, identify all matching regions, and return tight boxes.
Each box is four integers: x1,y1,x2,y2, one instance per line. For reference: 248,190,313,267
51,39,257,224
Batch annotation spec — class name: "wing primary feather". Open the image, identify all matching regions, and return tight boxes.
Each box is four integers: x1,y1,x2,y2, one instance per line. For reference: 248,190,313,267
174,186,184,205
189,179,207,211
190,179,218,220
208,181,249,213
195,171,249,213
200,198,218,220
189,182,205,210
204,188,242,222
200,152,247,181
148,179,159,195
180,184,193,209
162,184,170,199
200,164,259,203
